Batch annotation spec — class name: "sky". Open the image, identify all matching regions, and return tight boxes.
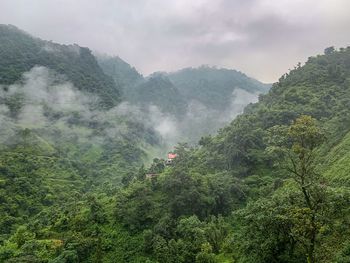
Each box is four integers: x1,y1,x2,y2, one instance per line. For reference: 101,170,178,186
1,0,350,83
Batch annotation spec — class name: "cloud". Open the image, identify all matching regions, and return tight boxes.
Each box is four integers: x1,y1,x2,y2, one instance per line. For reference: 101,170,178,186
176,88,259,143
0,67,178,153
0,66,263,161
0,0,349,82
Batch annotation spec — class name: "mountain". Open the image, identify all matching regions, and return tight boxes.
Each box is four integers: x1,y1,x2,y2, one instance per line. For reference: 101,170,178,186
95,54,143,95
128,73,188,116
113,47,350,262
96,55,189,117
168,65,270,111
98,55,271,144
0,26,162,251
0,24,121,108
97,55,270,115
2,24,350,263
199,46,350,175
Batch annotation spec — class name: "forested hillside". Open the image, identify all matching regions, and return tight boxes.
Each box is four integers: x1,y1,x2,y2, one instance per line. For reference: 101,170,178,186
1,23,350,263
0,25,163,262
0,25,121,108
168,66,269,111
95,54,143,96
108,47,350,262
97,54,269,115
127,74,188,117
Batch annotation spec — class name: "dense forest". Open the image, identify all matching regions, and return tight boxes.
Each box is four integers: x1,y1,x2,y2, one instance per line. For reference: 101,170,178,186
1,24,350,263
0,25,121,109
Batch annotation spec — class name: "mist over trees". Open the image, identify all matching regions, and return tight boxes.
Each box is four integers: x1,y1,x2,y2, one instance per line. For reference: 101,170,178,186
97,55,269,147
1,23,350,263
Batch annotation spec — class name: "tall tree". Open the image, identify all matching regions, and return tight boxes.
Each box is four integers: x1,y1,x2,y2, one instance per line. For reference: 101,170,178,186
286,115,326,263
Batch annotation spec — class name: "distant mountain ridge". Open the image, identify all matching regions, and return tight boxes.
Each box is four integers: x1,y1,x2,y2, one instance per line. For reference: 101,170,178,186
97,55,270,115
97,55,271,143
167,66,270,111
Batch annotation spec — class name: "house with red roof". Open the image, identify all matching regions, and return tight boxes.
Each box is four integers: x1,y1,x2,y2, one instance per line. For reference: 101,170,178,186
166,152,177,165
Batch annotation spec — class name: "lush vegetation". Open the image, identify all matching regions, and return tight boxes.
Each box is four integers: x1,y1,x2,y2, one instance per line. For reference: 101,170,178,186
1,24,350,263
0,25,121,108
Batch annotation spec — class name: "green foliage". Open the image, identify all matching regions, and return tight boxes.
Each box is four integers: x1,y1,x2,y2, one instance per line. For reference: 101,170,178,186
0,25,121,108
196,46,350,176
2,25,350,263
323,130,350,183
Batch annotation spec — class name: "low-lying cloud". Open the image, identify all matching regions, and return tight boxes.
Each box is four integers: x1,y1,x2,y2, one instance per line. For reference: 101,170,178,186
0,66,260,159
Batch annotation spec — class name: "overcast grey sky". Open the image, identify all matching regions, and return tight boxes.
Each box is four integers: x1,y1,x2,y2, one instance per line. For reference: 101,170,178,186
1,0,349,82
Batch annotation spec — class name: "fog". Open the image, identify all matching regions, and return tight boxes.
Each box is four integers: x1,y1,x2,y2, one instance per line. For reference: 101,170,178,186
0,66,260,159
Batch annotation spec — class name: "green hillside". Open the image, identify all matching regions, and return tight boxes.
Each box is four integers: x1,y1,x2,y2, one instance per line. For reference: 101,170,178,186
95,54,143,98
323,130,350,183
0,24,121,108
96,56,189,117
112,47,350,263
1,24,350,263
98,56,270,118
0,26,163,262
98,56,271,144
168,65,270,110
197,46,350,176
129,74,188,116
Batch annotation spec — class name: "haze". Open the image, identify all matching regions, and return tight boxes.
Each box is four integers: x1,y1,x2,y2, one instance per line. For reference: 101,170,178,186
1,0,350,82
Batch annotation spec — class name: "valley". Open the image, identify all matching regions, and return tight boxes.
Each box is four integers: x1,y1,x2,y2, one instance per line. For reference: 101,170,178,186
1,23,350,263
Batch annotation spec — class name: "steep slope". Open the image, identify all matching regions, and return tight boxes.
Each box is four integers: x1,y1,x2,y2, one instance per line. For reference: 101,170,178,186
180,46,350,262
95,54,143,97
195,47,350,175
0,24,121,107
96,56,189,118
0,26,162,243
111,47,350,263
323,130,350,183
129,73,188,117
